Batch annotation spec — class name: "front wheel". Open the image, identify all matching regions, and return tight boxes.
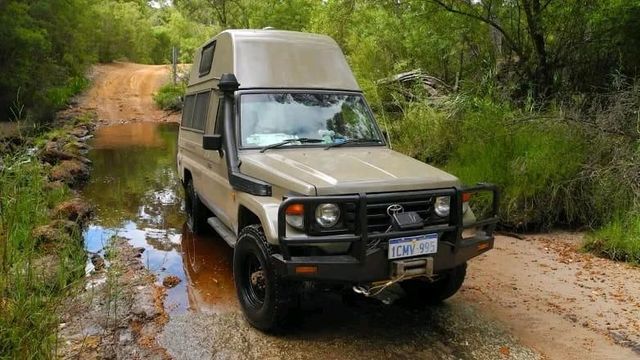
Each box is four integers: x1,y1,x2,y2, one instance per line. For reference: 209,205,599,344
233,225,292,331
400,262,467,305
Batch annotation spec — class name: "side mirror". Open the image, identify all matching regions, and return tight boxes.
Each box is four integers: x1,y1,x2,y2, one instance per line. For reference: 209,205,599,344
203,134,222,151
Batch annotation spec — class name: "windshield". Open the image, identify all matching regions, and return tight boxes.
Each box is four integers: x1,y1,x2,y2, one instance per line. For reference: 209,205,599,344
239,93,383,148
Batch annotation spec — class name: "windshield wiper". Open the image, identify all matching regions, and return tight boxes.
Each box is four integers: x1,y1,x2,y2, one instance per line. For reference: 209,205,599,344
324,138,383,150
259,138,324,153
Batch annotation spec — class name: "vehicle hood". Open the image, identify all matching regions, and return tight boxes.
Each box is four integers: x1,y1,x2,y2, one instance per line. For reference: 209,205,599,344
239,147,459,196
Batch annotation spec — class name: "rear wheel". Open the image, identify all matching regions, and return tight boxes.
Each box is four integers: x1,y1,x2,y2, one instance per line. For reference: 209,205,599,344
400,262,467,305
184,178,207,234
233,225,293,331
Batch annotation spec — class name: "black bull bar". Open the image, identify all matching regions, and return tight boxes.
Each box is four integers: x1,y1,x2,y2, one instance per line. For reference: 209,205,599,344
271,184,499,282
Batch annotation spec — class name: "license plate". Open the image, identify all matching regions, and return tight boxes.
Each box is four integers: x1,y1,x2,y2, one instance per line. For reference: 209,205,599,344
388,233,438,260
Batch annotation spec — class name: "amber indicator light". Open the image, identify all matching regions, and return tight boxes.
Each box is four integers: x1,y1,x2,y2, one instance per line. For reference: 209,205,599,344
295,266,318,274
285,203,304,215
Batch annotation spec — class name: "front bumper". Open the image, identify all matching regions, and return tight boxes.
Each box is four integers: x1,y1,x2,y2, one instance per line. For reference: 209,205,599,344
272,184,499,283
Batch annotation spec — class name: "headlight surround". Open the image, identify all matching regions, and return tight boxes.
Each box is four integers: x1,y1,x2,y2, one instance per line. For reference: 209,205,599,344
434,196,450,217
315,203,341,228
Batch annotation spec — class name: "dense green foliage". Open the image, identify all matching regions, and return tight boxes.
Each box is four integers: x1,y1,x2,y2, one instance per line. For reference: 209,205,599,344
0,0,214,123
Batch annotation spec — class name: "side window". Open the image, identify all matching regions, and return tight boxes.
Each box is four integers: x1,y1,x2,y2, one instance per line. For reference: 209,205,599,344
181,95,196,128
192,91,211,131
199,41,216,77
214,99,224,135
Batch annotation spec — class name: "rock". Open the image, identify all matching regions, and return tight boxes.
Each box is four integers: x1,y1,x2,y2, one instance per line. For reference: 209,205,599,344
91,254,106,271
32,254,61,284
32,220,79,246
131,286,161,319
49,159,90,187
69,126,89,138
133,247,145,258
39,141,75,164
61,141,91,157
44,180,65,191
162,275,181,289
75,155,92,165
32,225,61,245
76,135,93,142
54,198,93,224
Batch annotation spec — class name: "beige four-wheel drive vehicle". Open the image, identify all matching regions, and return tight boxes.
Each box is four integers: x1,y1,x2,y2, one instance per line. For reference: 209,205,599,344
177,29,499,331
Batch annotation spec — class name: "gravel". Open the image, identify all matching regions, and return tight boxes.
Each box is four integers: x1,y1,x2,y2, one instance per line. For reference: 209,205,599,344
159,291,541,360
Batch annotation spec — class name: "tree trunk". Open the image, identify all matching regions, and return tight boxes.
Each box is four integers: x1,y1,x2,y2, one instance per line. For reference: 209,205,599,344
521,0,551,95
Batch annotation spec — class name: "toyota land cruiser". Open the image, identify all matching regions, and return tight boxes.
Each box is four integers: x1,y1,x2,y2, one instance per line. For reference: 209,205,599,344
177,29,499,331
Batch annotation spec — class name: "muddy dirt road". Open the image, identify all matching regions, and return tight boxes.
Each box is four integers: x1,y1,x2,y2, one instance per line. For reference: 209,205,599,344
79,62,180,124
77,63,639,360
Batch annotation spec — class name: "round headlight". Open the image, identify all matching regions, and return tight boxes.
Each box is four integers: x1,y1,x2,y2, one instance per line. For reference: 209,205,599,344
434,196,450,217
315,203,341,228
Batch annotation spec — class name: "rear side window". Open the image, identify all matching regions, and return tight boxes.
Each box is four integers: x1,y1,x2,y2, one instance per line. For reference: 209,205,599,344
182,95,196,128
191,92,211,131
199,41,216,77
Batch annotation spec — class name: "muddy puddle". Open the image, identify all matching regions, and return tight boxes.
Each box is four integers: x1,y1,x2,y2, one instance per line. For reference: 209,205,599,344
82,122,236,313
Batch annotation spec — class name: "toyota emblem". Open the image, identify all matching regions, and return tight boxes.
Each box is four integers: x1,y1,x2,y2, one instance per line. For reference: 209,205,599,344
386,204,404,217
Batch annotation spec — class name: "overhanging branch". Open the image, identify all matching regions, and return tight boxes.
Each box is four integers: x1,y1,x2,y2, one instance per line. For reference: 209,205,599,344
426,0,524,59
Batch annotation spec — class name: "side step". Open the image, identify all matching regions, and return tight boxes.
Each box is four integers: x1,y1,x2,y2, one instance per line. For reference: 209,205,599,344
207,217,237,247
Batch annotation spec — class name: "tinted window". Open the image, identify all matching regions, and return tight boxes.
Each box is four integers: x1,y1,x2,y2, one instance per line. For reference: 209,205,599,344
199,41,216,76
192,92,210,131
182,95,195,128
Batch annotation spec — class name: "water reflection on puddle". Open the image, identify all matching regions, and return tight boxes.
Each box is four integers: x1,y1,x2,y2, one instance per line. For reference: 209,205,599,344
82,122,236,313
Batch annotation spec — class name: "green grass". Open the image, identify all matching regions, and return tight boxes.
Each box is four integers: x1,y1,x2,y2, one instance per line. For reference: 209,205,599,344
0,150,85,358
153,82,186,111
390,98,587,230
586,212,640,263
46,76,90,110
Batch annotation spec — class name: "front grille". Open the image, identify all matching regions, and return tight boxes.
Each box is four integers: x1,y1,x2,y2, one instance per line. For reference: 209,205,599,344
343,194,447,234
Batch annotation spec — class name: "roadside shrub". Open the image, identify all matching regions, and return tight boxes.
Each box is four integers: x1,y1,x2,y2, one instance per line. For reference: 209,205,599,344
386,80,640,260
389,98,463,165
389,97,588,230
445,100,587,229
153,82,185,111
46,76,89,110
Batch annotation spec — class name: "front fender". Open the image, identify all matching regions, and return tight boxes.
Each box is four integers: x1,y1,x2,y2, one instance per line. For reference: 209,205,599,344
236,192,281,244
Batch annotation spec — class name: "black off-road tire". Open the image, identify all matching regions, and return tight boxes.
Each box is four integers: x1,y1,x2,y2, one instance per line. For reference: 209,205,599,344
233,225,292,332
184,178,207,234
400,262,467,305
